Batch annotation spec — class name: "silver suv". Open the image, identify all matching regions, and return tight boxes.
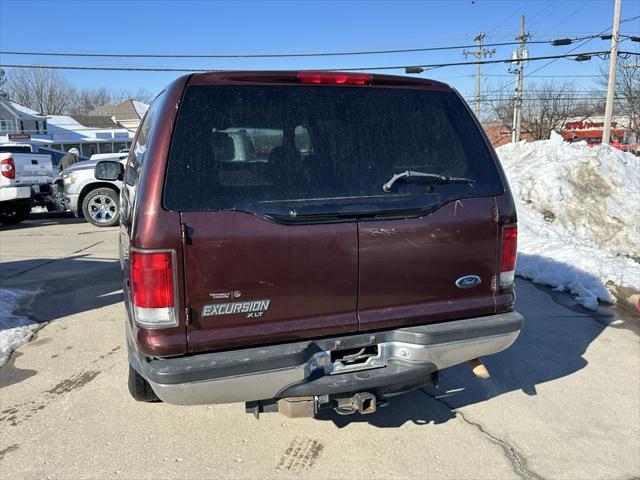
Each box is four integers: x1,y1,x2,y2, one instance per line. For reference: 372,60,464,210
59,152,127,227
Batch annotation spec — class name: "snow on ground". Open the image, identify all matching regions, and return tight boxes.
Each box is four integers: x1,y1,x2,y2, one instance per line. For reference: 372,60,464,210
0,289,40,366
497,132,640,309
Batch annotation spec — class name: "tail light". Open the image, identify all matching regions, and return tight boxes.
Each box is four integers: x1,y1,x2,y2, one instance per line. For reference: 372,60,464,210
1,157,15,180
500,226,518,287
130,250,177,327
297,71,373,86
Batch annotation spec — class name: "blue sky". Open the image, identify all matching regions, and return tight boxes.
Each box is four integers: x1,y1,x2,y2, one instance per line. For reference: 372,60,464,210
1,0,639,101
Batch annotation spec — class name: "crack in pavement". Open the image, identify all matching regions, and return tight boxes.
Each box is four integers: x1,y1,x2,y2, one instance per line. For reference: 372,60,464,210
420,388,545,480
2,240,105,281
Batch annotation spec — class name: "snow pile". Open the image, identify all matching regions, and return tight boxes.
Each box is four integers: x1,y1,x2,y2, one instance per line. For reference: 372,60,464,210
0,289,40,366
497,132,640,309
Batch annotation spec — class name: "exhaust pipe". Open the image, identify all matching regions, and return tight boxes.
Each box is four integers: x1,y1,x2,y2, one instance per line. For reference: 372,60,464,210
468,357,491,379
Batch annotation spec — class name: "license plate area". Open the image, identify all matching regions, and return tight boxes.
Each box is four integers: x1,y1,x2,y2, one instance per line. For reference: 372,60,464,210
329,345,383,374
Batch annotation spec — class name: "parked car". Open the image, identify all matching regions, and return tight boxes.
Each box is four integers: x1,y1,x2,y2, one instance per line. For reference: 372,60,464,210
57,152,128,227
0,144,53,224
95,71,523,417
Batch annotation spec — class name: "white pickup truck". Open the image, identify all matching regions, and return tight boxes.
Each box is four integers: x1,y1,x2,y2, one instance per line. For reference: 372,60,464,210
0,144,53,225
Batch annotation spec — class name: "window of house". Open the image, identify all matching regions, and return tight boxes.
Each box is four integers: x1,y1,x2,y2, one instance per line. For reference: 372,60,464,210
0,118,10,133
35,121,40,133
19,120,24,132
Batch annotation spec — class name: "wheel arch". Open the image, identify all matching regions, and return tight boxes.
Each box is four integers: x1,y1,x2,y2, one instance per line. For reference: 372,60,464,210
78,182,120,211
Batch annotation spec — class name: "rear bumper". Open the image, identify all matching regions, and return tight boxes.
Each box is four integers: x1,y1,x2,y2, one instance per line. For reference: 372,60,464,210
0,186,31,202
130,311,523,405
30,183,52,199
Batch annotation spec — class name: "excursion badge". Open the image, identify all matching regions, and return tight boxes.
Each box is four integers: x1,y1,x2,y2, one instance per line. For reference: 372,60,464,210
202,299,271,318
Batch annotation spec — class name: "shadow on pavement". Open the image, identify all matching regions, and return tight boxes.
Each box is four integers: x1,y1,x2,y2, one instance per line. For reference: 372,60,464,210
0,254,122,324
1,254,122,385
0,244,623,429
317,266,615,428
316,388,456,427
0,211,86,231
0,351,38,389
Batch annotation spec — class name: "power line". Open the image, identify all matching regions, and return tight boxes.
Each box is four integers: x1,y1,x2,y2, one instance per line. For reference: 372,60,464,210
465,96,637,100
523,15,640,78
0,64,206,72
481,87,615,92
542,0,595,36
486,0,530,36
11,98,633,132
2,50,636,74
483,74,602,78
0,35,608,60
483,15,640,87
7,129,134,134
527,0,571,31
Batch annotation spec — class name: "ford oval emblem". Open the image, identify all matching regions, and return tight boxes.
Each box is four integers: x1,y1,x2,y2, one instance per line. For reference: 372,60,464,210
455,275,481,289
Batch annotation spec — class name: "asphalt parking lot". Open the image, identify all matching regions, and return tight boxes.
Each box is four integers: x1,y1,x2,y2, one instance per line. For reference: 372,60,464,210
1,213,639,480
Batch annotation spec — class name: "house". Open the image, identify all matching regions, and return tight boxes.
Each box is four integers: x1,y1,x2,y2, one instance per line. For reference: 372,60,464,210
89,99,149,132
0,97,135,158
481,123,534,147
0,97,48,137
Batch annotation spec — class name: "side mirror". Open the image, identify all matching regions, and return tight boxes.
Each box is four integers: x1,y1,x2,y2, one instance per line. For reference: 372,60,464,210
95,160,124,181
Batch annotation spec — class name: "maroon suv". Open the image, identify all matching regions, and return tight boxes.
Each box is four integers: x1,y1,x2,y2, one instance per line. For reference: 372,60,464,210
95,71,522,417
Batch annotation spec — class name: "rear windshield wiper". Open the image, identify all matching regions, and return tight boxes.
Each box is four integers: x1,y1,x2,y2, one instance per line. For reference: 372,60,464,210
382,170,476,192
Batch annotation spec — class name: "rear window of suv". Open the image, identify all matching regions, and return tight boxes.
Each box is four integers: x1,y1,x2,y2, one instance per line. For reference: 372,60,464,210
164,85,503,218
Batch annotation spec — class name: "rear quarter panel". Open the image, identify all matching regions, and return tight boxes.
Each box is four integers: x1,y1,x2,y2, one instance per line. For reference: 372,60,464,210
123,74,191,357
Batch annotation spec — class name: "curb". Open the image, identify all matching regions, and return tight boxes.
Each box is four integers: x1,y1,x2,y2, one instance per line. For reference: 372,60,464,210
607,283,640,317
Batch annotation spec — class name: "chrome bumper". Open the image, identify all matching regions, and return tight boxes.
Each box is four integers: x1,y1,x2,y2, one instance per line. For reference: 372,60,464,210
131,311,523,406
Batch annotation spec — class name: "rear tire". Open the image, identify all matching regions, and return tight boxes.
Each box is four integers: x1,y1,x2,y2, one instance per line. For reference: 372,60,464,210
82,187,119,227
128,365,161,402
0,203,31,225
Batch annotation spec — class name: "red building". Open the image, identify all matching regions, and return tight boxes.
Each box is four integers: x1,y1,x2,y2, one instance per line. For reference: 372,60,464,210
562,116,639,152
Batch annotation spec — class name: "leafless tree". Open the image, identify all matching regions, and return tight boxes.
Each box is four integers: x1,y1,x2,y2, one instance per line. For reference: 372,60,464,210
5,68,76,115
599,56,640,139
0,68,6,93
484,80,601,140
110,87,155,105
129,87,155,104
69,87,112,115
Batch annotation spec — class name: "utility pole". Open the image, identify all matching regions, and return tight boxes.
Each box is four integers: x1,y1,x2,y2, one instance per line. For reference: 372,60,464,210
463,33,495,119
602,0,622,144
511,15,530,143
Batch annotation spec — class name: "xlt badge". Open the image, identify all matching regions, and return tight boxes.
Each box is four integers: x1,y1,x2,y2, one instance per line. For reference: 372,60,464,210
202,299,270,318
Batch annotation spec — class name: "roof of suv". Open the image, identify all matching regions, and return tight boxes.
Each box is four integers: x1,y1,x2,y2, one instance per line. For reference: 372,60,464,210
186,71,454,92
